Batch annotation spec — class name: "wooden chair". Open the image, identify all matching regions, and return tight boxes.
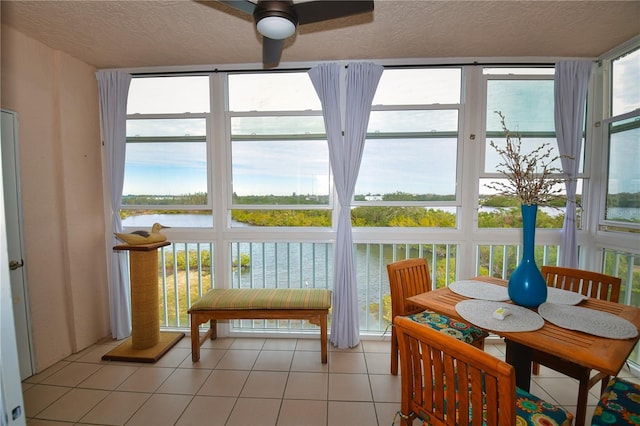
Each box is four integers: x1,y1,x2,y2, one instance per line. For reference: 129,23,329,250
394,316,573,425
387,258,487,375
531,265,622,426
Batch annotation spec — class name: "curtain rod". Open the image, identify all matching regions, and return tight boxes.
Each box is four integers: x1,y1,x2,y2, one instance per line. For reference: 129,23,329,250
130,61,565,77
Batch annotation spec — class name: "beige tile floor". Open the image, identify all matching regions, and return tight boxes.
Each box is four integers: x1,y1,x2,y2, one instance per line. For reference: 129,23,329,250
21,335,639,425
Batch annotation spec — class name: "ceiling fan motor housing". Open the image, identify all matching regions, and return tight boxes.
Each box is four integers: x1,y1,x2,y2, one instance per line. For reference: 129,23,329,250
214,0,374,66
254,0,298,39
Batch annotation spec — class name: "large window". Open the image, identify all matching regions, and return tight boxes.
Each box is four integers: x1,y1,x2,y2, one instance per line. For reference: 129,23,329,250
479,68,581,229
124,76,212,228
120,66,591,233
115,59,640,336
228,72,331,227
354,68,462,228
602,47,640,229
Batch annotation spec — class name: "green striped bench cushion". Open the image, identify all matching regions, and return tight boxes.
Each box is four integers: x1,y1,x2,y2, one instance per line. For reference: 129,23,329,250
190,288,332,311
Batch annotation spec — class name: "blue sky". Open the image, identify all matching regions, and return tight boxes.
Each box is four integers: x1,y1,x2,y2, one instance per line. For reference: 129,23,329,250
123,141,207,195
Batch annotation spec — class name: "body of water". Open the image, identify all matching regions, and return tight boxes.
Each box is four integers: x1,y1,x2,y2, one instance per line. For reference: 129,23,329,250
607,207,640,222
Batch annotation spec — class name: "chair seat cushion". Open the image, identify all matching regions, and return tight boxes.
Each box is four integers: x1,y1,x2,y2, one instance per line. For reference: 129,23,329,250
515,386,574,426
592,377,640,425
407,311,488,344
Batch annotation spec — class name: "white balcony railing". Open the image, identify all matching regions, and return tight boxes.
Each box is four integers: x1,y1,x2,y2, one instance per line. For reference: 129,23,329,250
150,240,639,365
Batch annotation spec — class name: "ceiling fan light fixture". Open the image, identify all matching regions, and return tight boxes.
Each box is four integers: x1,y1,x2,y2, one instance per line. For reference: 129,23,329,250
256,16,296,39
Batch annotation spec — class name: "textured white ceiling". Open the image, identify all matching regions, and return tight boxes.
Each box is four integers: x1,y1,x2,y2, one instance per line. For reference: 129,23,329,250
2,0,639,70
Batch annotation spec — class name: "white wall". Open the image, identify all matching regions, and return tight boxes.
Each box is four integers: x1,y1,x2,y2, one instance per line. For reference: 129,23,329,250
1,25,110,372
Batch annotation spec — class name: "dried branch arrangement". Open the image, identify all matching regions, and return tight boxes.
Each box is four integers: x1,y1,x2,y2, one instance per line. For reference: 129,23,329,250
486,111,571,207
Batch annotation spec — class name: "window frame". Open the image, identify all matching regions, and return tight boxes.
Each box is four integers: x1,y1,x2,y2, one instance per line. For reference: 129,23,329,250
599,109,640,231
122,113,212,212
597,44,640,233
350,67,464,230
122,75,214,228
354,103,464,209
224,71,334,230
226,109,333,211
478,69,587,230
480,72,560,179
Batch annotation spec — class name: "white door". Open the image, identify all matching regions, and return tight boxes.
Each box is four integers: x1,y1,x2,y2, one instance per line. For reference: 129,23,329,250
1,109,34,379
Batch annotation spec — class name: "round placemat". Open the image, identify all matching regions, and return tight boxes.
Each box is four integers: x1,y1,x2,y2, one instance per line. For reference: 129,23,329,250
455,300,544,332
538,302,638,339
449,280,510,301
545,287,588,305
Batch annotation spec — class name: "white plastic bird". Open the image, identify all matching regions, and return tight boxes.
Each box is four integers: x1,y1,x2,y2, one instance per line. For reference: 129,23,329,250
115,223,170,245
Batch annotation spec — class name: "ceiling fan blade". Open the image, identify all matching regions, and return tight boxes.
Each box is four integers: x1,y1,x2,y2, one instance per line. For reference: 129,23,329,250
295,0,374,25
263,36,285,67
218,0,256,15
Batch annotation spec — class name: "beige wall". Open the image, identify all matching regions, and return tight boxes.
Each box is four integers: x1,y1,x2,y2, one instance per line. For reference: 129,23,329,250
1,25,110,372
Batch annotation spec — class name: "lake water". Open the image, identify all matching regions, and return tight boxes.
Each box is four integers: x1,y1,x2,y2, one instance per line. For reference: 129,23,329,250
606,207,640,222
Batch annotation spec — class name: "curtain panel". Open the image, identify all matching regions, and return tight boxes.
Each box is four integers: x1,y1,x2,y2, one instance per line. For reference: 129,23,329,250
97,70,132,339
554,60,592,268
309,62,383,348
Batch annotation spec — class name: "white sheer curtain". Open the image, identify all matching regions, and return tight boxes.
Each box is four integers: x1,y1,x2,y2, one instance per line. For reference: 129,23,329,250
309,62,383,348
554,60,592,268
97,70,132,339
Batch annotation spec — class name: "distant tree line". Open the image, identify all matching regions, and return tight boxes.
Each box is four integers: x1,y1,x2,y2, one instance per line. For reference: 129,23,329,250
480,194,577,208
607,192,640,208
355,192,456,202
122,193,207,205
231,209,331,227
121,192,573,227
228,206,564,228
233,193,330,205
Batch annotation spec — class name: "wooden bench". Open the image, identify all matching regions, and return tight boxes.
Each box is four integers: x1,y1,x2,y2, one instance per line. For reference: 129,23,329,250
189,288,332,363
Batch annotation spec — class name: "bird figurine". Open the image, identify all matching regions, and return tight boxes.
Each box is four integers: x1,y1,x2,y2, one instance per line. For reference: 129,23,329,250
115,223,170,245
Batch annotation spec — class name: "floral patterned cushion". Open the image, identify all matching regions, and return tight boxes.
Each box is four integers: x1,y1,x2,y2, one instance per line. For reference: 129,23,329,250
592,377,640,425
407,311,488,344
515,386,573,426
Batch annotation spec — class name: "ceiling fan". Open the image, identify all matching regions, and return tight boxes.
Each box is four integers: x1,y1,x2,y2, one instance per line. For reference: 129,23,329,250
214,0,374,67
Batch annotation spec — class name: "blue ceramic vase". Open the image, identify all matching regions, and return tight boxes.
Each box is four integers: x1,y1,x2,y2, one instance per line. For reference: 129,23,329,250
508,204,547,307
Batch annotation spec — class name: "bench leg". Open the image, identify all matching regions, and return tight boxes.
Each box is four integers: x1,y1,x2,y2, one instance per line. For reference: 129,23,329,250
320,313,328,364
191,316,217,362
210,320,217,340
191,316,201,362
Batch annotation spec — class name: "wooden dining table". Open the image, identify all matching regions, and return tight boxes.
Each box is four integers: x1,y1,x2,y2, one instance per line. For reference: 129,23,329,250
407,276,640,425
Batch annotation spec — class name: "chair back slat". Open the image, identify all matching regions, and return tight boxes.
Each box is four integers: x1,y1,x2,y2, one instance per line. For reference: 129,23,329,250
443,352,456,422
482,373,498,426
456,362,470,426
395,316,516,425
541,266,622,302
